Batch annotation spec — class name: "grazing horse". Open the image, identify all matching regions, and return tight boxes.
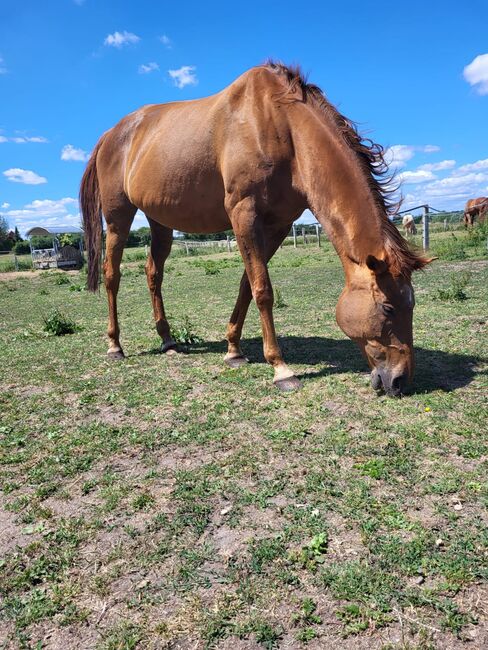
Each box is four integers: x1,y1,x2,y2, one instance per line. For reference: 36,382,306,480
402,214,417,236
464,197,488,227
80,62,431,396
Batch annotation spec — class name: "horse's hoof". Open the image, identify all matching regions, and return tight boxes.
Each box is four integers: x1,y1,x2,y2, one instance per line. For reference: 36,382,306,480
224,355,248,369
107,350,125,361
161,341,178,355
274,376,302,392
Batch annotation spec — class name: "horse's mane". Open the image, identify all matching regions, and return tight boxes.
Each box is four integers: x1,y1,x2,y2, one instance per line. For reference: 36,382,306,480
264,61,430,276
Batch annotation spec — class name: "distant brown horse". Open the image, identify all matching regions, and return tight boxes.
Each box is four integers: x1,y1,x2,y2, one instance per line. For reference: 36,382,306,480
464,197,488,227
80,62,431,396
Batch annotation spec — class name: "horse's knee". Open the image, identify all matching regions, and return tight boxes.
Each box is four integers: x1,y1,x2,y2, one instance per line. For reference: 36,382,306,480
253,285,273,310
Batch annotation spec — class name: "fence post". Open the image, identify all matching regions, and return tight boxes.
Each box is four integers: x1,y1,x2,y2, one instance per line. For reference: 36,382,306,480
302,227,307,245
185,242,189,256
226,236,231,253
422,205,430,250
315,224,321,248
443,219,447,231
144,245,148,257
292,224,297,248
14,254,19,271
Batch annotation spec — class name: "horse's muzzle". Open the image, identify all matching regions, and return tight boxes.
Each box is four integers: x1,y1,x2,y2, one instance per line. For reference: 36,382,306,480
371,369,408,397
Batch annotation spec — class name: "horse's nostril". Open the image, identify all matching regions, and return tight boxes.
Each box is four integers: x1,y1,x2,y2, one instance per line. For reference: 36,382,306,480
391,373,407,393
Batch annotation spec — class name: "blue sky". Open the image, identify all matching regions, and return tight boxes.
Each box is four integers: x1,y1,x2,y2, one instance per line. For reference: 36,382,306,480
1,0,487,235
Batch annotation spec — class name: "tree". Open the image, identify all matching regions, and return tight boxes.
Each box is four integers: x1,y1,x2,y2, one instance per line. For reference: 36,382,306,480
14,226,22,242
0,215,14,251
181,229,233,241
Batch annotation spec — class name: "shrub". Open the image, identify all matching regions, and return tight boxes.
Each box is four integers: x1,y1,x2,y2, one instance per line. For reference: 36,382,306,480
43,309,80,336
432,235,466,261
465,220,488,250
435,272,471,302
13,241,31,255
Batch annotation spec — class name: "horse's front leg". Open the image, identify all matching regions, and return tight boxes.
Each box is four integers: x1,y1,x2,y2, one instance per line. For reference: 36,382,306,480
225,222,293,369
228,198,300,391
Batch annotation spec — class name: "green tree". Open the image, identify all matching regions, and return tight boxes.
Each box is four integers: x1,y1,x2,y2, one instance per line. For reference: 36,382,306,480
0,216,14,251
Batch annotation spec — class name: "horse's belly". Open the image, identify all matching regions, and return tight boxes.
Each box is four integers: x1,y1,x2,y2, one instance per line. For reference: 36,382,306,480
127,144,229,232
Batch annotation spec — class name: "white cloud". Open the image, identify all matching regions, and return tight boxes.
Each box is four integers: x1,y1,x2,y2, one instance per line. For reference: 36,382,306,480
0,134,48,143
386,145,416,169
385,144,441,170
138,62,159,74
9,136,48,143
453,158,488,175
4,198,79,235
168,65,197,89
0,56,7,74
424,172,488,195
463,53,488,95
1,202,10,209
104,31,140,48
3,168,47,185
61,144,90,162
418,160,456,172
398,170,437,184
160,34,172,49
422,145,440,153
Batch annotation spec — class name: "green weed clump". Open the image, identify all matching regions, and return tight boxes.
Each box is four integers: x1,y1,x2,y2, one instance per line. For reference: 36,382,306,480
203,260,221,275
435,272,471,301
170,315,202,344
274,287,287,308
432,234,466,261
53,273,71,285
43,309,80,336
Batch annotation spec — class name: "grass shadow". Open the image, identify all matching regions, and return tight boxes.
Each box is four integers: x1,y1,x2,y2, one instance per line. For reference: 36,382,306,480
184,335,487,394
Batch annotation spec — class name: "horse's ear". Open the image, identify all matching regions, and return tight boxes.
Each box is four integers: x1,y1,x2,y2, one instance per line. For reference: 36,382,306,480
412,256,437,271
365,255,388,275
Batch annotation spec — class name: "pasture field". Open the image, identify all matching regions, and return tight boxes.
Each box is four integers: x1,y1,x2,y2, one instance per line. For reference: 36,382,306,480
0,244,487,649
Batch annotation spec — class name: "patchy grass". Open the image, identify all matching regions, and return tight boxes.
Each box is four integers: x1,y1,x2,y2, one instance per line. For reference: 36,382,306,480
0,244,487,649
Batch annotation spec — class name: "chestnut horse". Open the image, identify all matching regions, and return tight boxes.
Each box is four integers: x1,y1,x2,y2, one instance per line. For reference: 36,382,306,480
80,62,431,396
463,197,488,227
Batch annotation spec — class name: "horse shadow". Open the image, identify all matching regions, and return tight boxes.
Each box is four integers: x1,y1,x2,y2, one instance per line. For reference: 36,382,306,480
181,335,486,395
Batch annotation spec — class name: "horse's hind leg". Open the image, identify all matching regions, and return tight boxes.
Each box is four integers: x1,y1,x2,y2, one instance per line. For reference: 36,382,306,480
104,206,136,359
146,218,177,353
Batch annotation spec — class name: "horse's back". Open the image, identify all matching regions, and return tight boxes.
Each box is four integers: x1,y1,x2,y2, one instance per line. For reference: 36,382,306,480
95,66,300,231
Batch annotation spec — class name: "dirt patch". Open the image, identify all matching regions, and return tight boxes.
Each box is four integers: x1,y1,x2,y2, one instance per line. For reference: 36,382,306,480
0,500,42,555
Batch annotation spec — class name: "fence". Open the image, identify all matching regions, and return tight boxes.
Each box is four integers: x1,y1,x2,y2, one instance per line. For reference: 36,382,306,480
396,205,466,250
0,250,24,272
172,237,238,255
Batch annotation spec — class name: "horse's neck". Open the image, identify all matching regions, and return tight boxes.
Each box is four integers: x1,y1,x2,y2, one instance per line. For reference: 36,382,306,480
291,106,386,266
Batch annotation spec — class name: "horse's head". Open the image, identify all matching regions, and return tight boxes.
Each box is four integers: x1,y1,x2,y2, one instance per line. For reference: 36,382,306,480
336,255,425,396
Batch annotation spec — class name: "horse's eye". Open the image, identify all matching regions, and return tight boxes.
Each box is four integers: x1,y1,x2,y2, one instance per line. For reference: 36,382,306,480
381,304,395,316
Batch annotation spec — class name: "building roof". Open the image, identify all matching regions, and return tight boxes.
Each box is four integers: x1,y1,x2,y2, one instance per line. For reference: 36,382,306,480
25,226,83,238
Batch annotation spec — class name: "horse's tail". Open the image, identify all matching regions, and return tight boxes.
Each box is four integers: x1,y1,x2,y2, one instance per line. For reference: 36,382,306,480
80,139,104,292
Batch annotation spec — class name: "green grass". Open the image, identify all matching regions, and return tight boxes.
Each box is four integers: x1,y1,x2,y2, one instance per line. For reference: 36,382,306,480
0,243,487,649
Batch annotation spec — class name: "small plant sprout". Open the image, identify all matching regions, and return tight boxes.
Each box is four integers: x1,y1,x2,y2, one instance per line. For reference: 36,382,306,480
274,287,287,308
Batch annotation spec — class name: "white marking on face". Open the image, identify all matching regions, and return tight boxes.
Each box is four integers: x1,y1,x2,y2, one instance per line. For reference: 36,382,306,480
404,286,414,307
